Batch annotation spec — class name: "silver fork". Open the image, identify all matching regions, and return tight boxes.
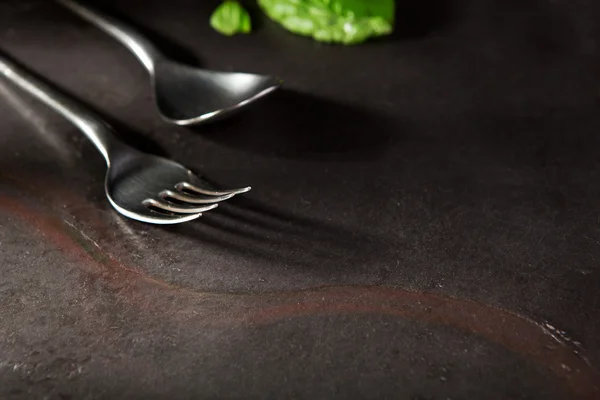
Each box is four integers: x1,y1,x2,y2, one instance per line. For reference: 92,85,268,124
57,0,281,126
0,53,250,224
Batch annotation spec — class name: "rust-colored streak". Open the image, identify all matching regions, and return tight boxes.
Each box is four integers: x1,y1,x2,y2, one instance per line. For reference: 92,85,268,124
0,194,135,280
0,192,179,286
1,194,599,399
229,287,600,400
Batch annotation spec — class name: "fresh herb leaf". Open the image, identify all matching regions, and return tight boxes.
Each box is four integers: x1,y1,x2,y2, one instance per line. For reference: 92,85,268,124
258,0,394,44
210,1,252,36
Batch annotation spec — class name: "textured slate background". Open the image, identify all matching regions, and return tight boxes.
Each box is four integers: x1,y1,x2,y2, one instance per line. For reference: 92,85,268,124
0,0,599,398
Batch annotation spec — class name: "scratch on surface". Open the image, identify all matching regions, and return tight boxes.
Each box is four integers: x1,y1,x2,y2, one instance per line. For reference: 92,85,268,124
64,220,101,250
541,322,587,357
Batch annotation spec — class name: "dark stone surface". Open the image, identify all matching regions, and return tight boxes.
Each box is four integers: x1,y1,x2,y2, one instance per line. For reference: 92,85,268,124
0,0,599,398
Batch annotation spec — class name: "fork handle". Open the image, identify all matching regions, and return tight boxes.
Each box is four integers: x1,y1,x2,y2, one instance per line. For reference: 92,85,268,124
57,0,162,74
0,53,118,164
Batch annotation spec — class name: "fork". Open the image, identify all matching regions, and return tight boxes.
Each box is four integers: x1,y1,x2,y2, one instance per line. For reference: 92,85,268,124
57,0,281,126
0,53,250,224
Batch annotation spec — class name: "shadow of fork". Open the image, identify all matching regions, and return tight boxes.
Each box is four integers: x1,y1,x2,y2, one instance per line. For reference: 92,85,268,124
162,195,393,273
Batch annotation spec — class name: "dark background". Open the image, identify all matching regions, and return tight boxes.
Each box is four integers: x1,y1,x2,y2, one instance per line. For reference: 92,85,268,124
1,0,599,398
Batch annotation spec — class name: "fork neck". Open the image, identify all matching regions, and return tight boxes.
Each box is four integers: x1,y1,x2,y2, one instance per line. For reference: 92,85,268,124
72,120,127,167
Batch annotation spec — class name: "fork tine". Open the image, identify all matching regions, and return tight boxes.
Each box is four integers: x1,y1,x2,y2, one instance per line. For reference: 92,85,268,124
160,190,235,204
143,198,219,214
176,181,251,197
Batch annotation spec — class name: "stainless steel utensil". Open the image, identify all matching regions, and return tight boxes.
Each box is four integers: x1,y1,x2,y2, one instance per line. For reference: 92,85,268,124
0,53,250,224
57,0,281,126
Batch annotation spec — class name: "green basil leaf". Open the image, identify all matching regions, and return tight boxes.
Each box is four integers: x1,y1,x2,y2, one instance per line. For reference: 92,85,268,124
258,0,394,44
210,1,252,36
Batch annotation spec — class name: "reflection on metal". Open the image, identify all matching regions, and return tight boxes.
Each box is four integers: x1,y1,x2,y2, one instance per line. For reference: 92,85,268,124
0,80,75,164
0,53,250,225
58,0,281,126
